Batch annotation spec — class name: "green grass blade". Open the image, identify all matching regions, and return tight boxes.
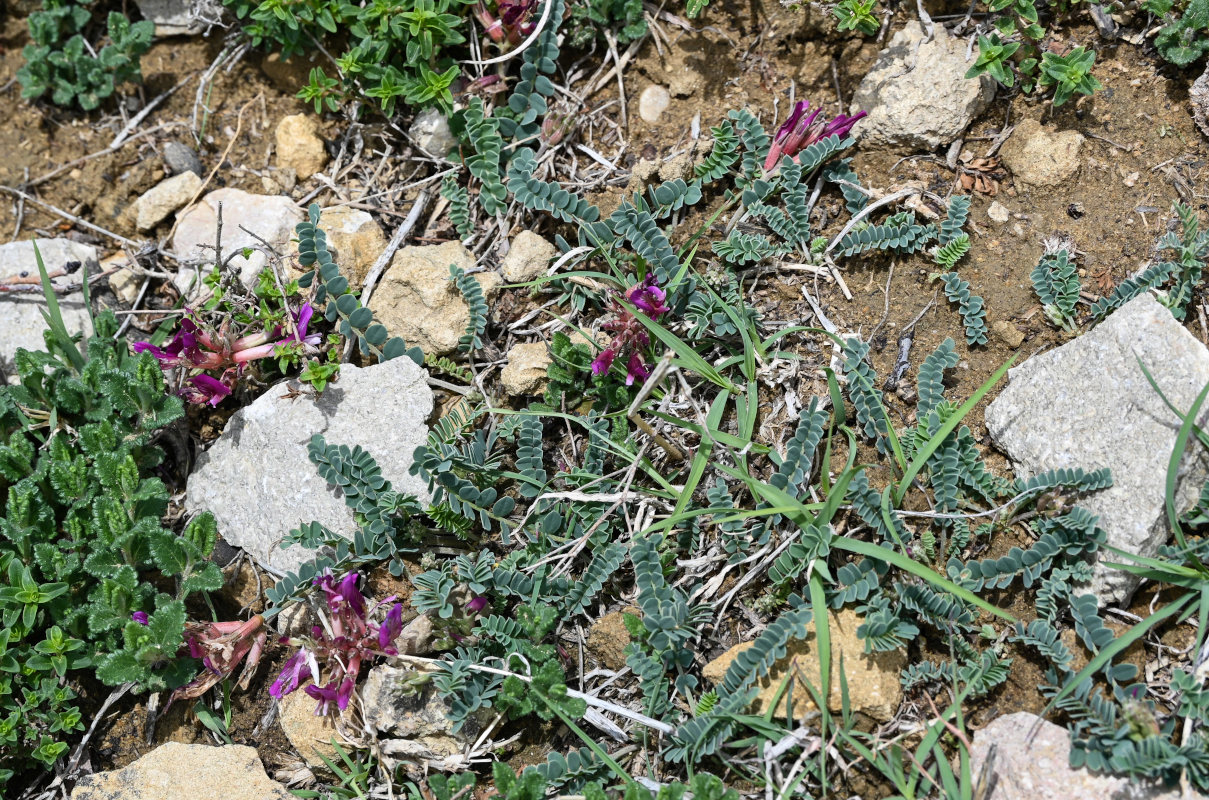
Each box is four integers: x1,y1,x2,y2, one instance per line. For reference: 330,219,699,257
894,354,1016,505
34,242,87,371
1041,593,1192,715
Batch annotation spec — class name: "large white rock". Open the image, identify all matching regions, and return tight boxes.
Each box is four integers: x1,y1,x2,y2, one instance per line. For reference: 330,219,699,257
985,294,1209,605
185,357,433,573
969,712,1201,800
71,742,292,800
172,188,301,299
851,23,996,150
0,239,97,368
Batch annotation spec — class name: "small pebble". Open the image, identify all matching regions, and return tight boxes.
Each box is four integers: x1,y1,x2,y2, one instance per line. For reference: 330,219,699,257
638,85,671,124
992,320,1025,349
987,201,1010,224
163,141,203,177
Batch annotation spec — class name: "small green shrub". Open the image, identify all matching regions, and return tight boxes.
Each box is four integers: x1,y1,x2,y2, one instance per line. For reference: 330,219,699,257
18,5,154,111
224,0,474,114
0,250,220,788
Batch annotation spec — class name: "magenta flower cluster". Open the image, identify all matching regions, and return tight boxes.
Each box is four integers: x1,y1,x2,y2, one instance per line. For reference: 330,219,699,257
133,303,319,406
474,0,537,45
590,274,670,386
269,571,404,716
763,100,867,173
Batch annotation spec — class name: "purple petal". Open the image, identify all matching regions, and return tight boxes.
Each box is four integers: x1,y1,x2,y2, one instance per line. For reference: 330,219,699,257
625,353,649,386
305,682,338,715
294,303,314,343
182,374,233,407
337,573,365,616
590,348,616,376
379,603,404,650
466,596,489,614
131,611,149,625
774,100,810,142
269,648,313,698
335,678,355,711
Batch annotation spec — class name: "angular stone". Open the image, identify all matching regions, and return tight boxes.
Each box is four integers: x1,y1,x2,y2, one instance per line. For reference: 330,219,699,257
136,171,203,231
0,239,97,367
500,342,551,396
988,201,1010,224
701,608,904,721
71,742,292,800
1000,118,1084,188
172,189,302,298
275,114,327,180
500,231,558,283
992,319,1025,349
362,664,482,776
312,207,387,288
852,23,995,150
105,253,141,306
985,294,1209,605
368,242,500,357
184,357,433,572
969,712,1200,800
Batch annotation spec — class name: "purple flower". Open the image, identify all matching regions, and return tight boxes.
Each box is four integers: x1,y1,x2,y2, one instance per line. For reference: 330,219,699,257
293,303,316,344
591,274,668,385
305,678,355,715
133,302,321,407
316,571,366,617
626,276,670,318
179,374,233,407
763,100,867,173
378,603,404,651
133,318,205,369
590,347,616,376
466,596,489,614
269,648,315,698
625,352,650,386
131,611,149,625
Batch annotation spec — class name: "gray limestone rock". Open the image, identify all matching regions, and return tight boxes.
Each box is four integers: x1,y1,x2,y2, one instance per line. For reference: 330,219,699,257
851,23,995,150
133,0,214,36
172,189,301,300
985,293,1209,605
969,712,1202,800
184,357,433,572
0,239,97,370
361,664,482,777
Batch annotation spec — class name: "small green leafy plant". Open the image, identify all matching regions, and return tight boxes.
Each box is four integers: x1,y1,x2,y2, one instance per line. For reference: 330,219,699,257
18,5,154,111
224,0,477,114
1149,0,1209,66
833,0,881,35
0,248,220,788
966,0,1102,107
